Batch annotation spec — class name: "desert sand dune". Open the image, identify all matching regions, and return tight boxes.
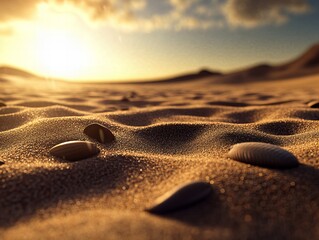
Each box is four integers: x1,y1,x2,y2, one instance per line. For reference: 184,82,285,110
282,43,319,70
166,43,319,84
0,66,37,79
0,46,319,240
1,43,318,86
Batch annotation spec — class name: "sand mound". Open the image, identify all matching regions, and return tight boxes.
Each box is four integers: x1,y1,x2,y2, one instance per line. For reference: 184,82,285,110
283,43,319,70
201,43,319,84
0,73,319,240
0,66,37,78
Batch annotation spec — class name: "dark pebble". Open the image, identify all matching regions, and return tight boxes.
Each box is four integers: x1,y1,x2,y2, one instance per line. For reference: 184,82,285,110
146,181,212,214
308,101,319,108
228,142,299,169
49,141,100,162
0,101,6,107
83,123,115,144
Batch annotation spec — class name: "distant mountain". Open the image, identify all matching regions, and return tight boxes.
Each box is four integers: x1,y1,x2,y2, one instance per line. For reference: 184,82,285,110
279,43,319,72
1,42,319,84
0,66,37,78
154,68,222,83
219,43,319,83
154,42,319,84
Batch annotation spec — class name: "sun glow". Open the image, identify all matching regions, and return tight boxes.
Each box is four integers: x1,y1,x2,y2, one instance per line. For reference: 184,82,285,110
35,29,93,79
33,3,95,80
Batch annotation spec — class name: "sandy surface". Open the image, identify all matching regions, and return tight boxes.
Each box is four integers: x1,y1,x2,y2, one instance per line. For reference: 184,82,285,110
0,73,319,240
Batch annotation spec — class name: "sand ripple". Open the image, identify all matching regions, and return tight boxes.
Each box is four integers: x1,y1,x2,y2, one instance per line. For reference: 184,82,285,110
0,77,319,239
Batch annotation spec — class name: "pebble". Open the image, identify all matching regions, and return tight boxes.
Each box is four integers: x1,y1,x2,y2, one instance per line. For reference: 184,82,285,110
228,142,299,169
121,96,130,102
146,181,212,214
308,101,319,108
49,141,100,161
129,91,137,98
83,123,115,144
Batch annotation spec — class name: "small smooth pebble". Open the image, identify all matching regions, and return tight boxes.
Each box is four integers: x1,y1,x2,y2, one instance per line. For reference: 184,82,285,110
228,142,299,169
308,101,319,108
49,141,100,161
129,91,137,98
121,96,130,102
83,123,115,144
146,181,212,214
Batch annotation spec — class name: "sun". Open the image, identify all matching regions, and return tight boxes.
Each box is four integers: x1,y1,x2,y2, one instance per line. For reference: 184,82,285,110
35,29,93,79
33,2,95,80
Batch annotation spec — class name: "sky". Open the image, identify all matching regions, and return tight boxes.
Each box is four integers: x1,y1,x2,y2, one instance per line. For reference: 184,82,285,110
0,0,319,81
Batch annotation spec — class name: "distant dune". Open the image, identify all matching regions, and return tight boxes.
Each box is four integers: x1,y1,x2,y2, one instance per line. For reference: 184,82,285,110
218,43,319,83
278,43,319,75
0,66,37,78
138,42,319,84
1,42,319,84
146,69,222,84
161,42,319,84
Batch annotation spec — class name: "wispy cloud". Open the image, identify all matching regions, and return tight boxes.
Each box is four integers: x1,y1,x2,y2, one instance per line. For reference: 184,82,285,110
223,0,311,28
0,0,41,22
0,0,313,33
169,0,197,12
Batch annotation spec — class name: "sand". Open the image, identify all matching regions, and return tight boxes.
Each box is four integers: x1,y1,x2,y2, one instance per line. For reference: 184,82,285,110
0,70,319,240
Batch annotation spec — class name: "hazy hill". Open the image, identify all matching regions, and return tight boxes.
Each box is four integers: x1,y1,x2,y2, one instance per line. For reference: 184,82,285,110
217,43,319,83
1,42,319,84
0,66,37,78
152,69,222,83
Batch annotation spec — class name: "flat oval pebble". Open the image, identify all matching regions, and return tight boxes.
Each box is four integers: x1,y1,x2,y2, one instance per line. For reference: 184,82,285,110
83,123,115,144
49,141,100,162
228,142,299,169
308,101,319,108
146,181,212,214
121,96,130,102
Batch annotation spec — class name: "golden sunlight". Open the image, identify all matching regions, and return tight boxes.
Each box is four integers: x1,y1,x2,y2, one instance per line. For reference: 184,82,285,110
32,3,95,79
35,29,93,79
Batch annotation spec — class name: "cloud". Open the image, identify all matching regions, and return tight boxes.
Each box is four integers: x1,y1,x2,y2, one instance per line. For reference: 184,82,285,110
0,0,41,22
58,0,147,20
0,0,219,32
110,7,224,32
169,0,197,11
0,0,313,33
223,0,311,28
0,0,146,22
